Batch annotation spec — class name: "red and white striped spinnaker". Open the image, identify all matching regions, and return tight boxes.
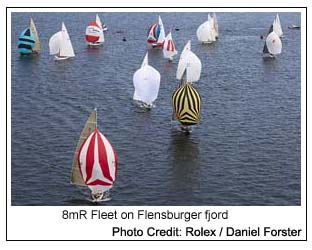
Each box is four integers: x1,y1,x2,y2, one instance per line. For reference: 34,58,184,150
163,32,178,61
78,128,118,194
85,21,102,43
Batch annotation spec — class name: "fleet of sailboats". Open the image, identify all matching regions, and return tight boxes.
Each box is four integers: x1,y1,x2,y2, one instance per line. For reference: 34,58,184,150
70,109,118,202
17,13,292,201
18,18,40,55
133,53,161,109
49,22,75,60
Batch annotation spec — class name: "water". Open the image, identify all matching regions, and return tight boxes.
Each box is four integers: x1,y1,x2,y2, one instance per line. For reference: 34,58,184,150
11,12,301,206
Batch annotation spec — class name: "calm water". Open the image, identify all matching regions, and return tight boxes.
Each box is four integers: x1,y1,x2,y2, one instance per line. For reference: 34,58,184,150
11,12,301,206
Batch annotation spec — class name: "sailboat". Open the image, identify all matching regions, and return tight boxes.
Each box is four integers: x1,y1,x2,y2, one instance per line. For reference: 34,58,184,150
147,16,165,48
176,41,202,83
18,18,40,55
172,41,202,133
85,14,105,46
162,32,178,61
196,14,217,44
70,109,118,202
273,14,283,37
49,22,75,61
212,13,219,39
263,30,282,58
133,53,161,109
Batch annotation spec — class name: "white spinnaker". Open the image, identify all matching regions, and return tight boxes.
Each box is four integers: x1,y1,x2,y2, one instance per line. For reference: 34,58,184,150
157,16,165,44
196,16,216,43
266,31,282,55
133,53,149,101
183,51,202,82
176,41,191,79
176,42,202,82
95,14,105,43
60,22,75,57
49,31,62,55
273,14,283,37
133,54,161,105
163,32,178,59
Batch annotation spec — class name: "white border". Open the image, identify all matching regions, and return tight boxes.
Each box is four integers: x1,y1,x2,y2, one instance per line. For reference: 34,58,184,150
1,3,309,249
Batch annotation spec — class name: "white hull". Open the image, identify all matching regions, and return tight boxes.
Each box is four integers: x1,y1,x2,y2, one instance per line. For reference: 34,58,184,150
202,41,214,44
54,55,71,61
87,42,104,47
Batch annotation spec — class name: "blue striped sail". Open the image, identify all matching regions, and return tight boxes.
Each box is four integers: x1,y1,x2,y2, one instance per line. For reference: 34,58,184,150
18,28,35,54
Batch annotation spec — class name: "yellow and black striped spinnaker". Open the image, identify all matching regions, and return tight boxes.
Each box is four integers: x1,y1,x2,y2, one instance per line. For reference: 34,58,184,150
172,82,201,126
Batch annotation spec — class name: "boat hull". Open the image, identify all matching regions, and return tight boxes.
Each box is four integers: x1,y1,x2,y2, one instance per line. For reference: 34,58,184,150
54,55,71,61
87,42,104,47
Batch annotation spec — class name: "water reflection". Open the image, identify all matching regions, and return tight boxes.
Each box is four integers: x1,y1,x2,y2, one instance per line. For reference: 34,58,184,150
166,130,201,202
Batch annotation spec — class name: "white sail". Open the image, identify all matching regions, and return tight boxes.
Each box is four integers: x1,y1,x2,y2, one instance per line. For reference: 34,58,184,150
183,51,202,82
71,110,97,186
176,41,191,80
265,31,282,55
176,41,202,82
30,18,40,52
157,16,165,44
273,14,283,37
133,53,161,105
49,31,62,55
163,32,178,60
95,14,105,43
141,52,148,67
60,22,75,57
212,13,219,38
196,14,216,43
